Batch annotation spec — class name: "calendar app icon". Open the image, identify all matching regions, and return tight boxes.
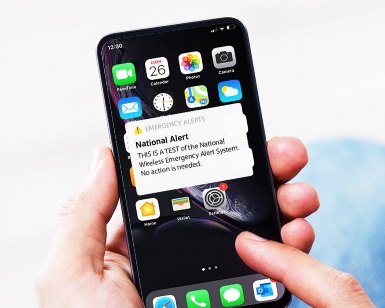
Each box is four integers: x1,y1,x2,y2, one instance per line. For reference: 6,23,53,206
145,57,170,80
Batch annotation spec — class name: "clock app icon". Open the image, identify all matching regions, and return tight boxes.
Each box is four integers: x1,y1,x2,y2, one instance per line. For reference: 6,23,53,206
153,93,174,112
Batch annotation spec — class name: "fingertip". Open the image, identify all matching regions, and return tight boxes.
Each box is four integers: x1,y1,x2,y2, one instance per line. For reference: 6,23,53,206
235,232,269,261
277,182,320,219
281,218,315,253
268,137,308,183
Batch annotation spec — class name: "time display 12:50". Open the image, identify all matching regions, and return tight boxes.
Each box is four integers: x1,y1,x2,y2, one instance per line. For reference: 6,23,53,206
107,43,123,50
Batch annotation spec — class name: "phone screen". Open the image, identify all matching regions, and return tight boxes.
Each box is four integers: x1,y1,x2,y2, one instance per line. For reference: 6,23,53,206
97,18,291,308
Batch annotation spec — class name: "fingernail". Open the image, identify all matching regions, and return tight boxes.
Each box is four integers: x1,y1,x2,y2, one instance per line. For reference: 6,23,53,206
243,231,268,242
88,149,102,174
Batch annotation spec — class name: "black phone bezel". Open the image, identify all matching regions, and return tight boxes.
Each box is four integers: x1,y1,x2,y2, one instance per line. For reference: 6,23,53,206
97,17,292,308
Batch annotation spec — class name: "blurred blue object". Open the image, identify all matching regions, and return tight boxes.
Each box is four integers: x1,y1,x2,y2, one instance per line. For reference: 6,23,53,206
290,139,385,307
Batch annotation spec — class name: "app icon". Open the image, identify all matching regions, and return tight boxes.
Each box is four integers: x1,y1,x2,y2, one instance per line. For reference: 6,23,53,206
112,62,136,85
136,198,160,221
145,57,170,80
153,93,174,112
172,197,191,211
179,52,203,74
130,168,135,187
186,289,210,308
220,284,244,307
253,279,278,302
218,80,242,103
184,85,209,108
212,46,236,69
203,187,227,210
153,295,177,308
118,97,142,119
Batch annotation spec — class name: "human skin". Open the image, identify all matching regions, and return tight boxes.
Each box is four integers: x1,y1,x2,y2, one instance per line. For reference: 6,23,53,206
36,137,337,307
236,232,374,307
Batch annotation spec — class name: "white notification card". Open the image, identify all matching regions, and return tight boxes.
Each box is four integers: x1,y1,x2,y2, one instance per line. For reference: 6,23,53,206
126,103,254,195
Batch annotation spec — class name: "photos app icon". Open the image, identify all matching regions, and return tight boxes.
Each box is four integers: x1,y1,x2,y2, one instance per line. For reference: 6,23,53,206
178,52,203,74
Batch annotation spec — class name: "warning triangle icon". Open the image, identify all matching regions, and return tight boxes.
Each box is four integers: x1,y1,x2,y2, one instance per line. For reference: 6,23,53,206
134,126,143,135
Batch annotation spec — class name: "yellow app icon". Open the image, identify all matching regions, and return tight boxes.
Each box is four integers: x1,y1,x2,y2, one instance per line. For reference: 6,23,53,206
130,168,135,187
136,198,160,221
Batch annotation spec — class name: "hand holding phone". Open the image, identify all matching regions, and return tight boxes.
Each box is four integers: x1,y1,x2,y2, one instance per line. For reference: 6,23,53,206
36,140,325,307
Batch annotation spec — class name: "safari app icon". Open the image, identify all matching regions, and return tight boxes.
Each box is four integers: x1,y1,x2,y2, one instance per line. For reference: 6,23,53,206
112,62,136,85
153,295,177,308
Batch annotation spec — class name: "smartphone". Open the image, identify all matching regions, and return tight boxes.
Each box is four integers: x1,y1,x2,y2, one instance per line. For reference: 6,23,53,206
97,17,291,308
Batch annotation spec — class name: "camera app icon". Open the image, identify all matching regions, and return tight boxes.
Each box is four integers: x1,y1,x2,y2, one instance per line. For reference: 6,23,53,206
212,46,236,69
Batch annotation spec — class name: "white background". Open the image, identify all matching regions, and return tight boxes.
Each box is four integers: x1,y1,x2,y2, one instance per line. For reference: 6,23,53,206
0,0,384,306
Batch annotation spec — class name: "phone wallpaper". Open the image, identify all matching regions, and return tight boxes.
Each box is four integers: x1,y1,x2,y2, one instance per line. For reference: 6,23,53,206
100,20,287,307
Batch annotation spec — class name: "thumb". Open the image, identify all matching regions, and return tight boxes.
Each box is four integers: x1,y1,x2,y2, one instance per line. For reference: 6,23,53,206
46,147,119,274
236,232,374,308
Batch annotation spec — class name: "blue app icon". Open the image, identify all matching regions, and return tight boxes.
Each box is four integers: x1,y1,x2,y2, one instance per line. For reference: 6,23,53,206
257,283,274,297
153,295,177,308
218,79,242,103
118,96,142,119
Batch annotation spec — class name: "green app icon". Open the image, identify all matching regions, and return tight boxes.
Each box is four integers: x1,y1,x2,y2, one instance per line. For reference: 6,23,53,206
220,284,244,307
186,289,211,308
112,62,136,85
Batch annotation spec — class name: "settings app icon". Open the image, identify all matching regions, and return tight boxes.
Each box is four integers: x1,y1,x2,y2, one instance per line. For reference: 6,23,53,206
203,186,227,210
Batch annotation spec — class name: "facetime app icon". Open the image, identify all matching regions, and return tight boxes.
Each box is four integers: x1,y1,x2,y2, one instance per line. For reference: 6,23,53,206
112,62,136,85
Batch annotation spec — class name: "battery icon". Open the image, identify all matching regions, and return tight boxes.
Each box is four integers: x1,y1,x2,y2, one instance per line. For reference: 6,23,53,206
226,24,236,30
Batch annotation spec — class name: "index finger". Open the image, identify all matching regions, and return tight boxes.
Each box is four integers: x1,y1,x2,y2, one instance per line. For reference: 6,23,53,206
236,232,374,307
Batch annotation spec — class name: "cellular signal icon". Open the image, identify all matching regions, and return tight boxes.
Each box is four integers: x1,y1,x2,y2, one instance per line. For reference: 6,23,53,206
211,28,218,33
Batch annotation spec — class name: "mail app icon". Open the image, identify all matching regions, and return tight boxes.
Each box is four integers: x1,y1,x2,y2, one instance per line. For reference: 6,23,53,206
118,96,142,119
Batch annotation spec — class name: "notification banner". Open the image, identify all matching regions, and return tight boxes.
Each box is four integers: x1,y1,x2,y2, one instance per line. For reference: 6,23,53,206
126,103,254,195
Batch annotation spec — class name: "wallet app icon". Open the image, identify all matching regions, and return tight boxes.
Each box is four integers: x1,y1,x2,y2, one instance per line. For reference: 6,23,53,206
118,97,142,119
